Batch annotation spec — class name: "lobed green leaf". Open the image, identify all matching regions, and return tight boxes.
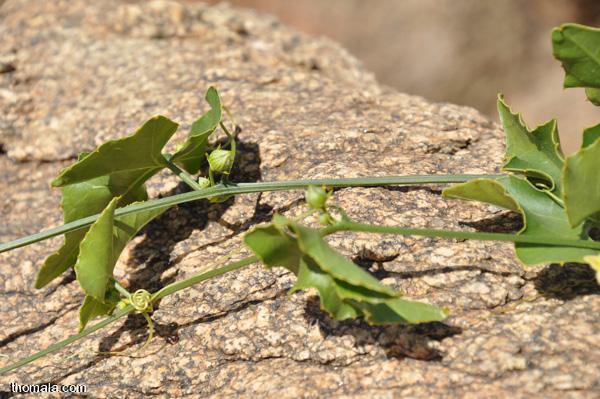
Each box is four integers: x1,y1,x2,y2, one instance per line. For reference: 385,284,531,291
443,176,597,265
497,96,564,194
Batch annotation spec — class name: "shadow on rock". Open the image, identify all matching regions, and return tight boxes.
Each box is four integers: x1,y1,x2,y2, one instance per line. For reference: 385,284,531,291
97,313,180,353
303,296,461,361
534,263,600,300
459,211,523,234
97,288,290,355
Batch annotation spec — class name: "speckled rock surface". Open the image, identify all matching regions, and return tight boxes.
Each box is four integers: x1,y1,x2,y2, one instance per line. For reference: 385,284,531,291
0,0,599,398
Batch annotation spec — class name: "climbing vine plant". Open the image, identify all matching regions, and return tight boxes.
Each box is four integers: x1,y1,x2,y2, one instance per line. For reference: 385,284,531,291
2,23,600,374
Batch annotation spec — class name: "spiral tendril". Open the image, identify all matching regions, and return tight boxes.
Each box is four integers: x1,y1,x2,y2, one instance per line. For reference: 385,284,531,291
129,289,153,314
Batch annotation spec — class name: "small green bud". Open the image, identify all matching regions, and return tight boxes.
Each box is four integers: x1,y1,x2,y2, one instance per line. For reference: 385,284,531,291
306,186,330,210
318,212,333,226
197,176,211,188
207,147,234,174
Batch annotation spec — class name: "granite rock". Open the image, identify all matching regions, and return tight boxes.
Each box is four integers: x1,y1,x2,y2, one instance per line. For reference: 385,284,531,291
0,0,598,398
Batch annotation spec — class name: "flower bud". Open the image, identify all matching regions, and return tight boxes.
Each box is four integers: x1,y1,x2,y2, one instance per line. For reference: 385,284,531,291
306,186,330,210
207,148,234,173
197,177,211,189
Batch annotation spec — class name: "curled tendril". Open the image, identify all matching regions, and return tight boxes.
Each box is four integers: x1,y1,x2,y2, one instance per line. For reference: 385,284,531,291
129,289,153,314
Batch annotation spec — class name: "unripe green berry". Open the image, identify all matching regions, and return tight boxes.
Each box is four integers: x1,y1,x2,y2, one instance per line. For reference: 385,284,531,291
207,148,234,173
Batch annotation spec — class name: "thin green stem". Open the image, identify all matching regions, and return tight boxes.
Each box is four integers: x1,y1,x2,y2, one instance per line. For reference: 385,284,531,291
322,220,600,250
222,105,237,135
113,280,131,298
221,122,236,173
0,305,134,374
152,255,257,301
0,174,493,253
163,153,204,191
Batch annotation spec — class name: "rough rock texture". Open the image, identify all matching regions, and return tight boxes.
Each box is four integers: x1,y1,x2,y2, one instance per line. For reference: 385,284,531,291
0,0,599,398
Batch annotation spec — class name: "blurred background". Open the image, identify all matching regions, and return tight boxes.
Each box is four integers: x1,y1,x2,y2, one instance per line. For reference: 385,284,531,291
207,0,600,153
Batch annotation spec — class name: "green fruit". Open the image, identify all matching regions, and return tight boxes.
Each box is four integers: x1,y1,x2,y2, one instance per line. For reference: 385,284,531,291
207,148,234,173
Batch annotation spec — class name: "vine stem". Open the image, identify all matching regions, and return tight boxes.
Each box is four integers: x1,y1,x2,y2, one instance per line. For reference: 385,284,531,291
0,174,496,253
322,221,600,250
163,154,205,191
0,305,134,375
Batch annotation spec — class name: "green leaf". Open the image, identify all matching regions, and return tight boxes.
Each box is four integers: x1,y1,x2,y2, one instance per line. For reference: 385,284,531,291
443,176,596,265
563,138,600,226
75,198,117,300
582,123,600,148
498,96,564,193
585,88,600,106
52,115,178,187
290,257,361,320
440,176,519,212
172,87,222,173
291,223,398,299
552,23,600,104
35,170,148,288
243,224,301,273
356,298,448,325
74,197,165,301
78,287,120,331
244,217,447,324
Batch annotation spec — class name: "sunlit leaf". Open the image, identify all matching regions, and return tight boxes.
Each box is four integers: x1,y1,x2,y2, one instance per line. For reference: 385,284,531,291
443,176,596,265
356,298,448,325
563,138,600,226
74,197,165,302
242,224,301,273
52,115,178,187
585,88,600,106
290,257,361,320
36,156,149,288
78,287,120,331
498,96,564,193
552,23,600,104
245,217,447,324
172,87,222,173
582,123,600,148
291,223,397,299
440,176,518,212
